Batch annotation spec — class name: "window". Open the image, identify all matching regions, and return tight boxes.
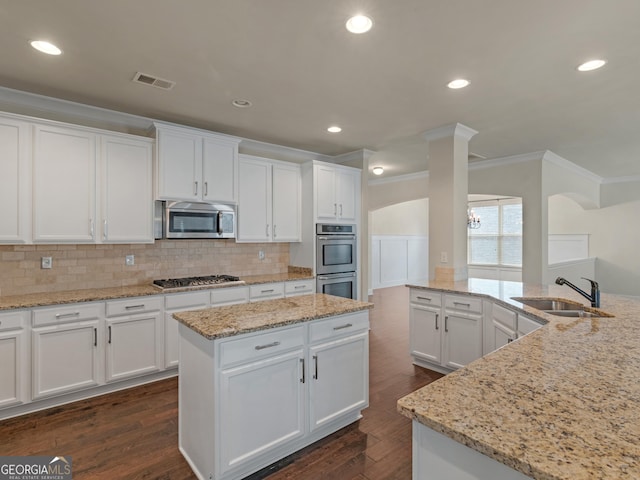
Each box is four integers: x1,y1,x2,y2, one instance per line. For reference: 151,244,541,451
468,199,522,267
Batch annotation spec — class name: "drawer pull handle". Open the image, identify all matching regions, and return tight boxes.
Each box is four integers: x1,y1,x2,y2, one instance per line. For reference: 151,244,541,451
294,285,306,289
417,296,432,301
313,355,319,379
125,304,145,310
453,301,471,307
108,325,112,344
93,327,97,347
255,341,281,350
261,289,274,294
333,323,353,331
300,358,305,383
55,312,80,319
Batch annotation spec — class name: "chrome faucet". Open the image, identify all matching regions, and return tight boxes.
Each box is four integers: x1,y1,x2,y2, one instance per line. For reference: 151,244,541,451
555,277,600,308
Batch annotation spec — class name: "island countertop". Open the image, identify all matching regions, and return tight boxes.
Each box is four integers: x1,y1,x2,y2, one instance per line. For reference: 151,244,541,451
398,279,640,480
173,293,373,340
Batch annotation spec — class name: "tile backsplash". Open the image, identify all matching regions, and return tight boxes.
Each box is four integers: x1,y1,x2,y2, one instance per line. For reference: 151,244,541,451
0,240,289,296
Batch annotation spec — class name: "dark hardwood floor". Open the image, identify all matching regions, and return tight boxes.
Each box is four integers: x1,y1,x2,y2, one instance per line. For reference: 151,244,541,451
0,286,443,479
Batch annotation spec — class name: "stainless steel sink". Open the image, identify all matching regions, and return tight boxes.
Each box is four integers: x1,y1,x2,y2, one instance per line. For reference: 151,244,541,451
511,297,614,318
512,298,584,311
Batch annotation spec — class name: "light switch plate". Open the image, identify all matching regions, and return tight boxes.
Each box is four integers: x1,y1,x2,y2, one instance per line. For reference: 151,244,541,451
125,255,135,266
41,257,52,269
258,250,265,260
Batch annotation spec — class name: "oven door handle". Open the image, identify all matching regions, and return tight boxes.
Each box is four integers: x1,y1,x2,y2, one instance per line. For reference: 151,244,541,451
317,235,356,241
317,272,356,280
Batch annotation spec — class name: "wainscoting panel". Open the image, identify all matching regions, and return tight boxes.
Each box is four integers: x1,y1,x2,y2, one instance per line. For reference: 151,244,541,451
371,235,428,290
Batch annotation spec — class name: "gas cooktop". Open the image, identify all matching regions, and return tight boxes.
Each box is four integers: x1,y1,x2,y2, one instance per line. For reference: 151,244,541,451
152,275,243,290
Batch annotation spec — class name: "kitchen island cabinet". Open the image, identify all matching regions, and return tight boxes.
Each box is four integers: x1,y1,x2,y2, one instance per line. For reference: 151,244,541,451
175,293,372,480
400,279,639,480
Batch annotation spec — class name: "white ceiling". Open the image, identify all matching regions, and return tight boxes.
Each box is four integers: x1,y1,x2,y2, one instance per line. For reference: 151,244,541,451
2,0,639,180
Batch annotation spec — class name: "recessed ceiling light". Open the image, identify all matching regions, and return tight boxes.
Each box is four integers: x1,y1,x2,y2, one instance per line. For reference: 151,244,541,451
231,99,252,108
327,126,342,133
577,59,606,72
346,15,373,34
372,166,384,175
30,40,62,55
447,79,470,89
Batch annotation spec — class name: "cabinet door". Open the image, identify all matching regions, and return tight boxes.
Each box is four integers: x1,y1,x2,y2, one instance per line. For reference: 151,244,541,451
202,136,238,203
218,349,305,475
32,320,100,399
315,164,337,221
490,320,515,353
410,304,442,364
105,313,161,383
101,135,154,243
0,329,27,408
272,163,301,242
237,157,271,242
156,127,202,201
309,331,368,432
0,117,30,243
335,169,358,222
443,313,482,370
33,124,96,242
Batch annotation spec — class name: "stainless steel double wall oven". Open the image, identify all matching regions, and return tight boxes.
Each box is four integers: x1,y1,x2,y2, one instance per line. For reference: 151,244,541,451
316,223,357,300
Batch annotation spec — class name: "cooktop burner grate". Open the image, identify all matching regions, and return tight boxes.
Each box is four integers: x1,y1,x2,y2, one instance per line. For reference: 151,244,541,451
153,275,242,290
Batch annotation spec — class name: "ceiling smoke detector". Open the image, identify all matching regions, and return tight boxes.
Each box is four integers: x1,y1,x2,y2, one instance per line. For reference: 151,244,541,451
132,72,175,90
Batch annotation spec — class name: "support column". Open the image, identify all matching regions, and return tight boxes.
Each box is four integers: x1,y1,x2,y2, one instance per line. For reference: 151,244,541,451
424,123,478,282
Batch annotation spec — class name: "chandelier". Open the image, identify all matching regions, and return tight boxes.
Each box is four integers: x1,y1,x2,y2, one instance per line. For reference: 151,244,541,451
467,209,481,229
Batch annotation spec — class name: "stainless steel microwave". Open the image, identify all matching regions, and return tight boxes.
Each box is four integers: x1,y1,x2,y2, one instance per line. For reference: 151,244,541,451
155,201,236,239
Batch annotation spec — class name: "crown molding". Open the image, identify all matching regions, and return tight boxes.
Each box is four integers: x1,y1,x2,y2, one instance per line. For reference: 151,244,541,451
368,170,429,186
238,138,331,164
601,174,640,184
422,123,478,142
541,150,603,184
468,151,544,171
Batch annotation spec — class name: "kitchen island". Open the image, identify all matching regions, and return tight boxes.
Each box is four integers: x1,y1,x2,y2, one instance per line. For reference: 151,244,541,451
174,293,373,480
398,279,640,480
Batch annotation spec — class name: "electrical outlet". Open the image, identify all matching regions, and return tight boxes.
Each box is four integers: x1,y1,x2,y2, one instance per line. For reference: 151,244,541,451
41,257,52,269
440,252,448,263
125,255,135,266
258,250,265,260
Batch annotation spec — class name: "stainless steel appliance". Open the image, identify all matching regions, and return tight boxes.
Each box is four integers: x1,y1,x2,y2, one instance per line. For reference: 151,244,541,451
153,274,244,290
155,201,236,239
316,223,357,299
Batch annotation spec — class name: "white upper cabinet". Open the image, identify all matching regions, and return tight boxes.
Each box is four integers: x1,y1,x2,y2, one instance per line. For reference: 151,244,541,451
100,135,154,243
155,123,240,203
0,116,31,244
33,124,97,243
237,155,301,243
314,163,359,223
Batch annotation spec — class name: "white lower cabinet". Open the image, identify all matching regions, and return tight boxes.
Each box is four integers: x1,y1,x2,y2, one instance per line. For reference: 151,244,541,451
0,311,29,408
105,297,163,383
284,279,315,297
31,302,103,400
249,282,285,302
164,291,210,368
484,303,517,355
410,289,483,373
179,310,370,480
517,313,543,338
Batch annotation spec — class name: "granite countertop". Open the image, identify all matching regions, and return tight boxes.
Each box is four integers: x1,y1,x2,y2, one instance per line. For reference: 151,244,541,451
173,293,373,340
0,271,315,311
398,279,640,480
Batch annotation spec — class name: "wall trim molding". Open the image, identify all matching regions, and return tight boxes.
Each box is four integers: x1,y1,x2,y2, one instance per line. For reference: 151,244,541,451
368,170,429,186
542,150,603,184
422,123,478,142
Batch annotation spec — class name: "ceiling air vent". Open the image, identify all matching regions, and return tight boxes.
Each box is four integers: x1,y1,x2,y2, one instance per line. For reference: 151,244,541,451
132,72,175,90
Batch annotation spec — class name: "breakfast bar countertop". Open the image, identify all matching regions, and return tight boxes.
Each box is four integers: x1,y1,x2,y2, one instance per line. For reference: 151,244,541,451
173,293,373,340
398,279,640,480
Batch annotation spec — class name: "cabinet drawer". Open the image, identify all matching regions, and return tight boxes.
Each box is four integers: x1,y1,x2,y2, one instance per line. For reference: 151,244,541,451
249,283,285,301
0,311,27,331
165,291,210,310
492,303,517,330
33,303,103,327
410,289,442,307
444,294,483,314
285,279,315,296
106,296,163,317
309,311,369,344
219,325,304,367
211,286,249,306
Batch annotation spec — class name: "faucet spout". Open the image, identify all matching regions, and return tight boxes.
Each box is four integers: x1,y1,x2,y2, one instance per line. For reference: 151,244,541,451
555,277,600,308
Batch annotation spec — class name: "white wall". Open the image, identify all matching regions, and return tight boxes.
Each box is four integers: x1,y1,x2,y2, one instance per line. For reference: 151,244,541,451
370,198,428,235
